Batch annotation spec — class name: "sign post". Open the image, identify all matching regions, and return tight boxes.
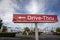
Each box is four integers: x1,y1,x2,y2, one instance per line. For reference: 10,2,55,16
13,14,58,40
35,23,38,40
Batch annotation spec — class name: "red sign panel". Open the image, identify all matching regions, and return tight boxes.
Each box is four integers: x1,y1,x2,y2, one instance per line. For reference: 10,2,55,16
13,14,58,23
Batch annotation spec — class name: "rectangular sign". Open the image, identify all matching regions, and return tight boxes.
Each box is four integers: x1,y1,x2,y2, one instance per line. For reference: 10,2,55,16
13,14,58,23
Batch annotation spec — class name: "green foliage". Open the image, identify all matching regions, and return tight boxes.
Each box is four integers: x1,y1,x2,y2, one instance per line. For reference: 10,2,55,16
0,19,2,29
16,36,32,38
51,30,54,32
23,27,30,35
56,27,60,32
24,27,30,33
2,26,7,32
0,32,16,37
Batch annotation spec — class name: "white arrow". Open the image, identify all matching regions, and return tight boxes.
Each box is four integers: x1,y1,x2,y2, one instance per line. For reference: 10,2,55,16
18,16,26,19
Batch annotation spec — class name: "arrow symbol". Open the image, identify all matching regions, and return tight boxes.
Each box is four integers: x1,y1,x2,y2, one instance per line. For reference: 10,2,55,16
18,16,26,19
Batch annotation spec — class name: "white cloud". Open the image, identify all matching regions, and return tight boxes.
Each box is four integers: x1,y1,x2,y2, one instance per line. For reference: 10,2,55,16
26,0,38,14
26,0,45,14
0,0,13,22
0,0,19,23
0,0,19,28
0,0,60,31
2,13,13,22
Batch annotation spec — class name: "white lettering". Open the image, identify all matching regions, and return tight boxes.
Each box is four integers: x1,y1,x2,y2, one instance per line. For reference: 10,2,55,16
27,16,54,21
27,16,42,20
43,16,54,20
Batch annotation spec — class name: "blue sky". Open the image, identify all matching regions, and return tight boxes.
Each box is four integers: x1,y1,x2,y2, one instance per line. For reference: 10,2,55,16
0,0,60,30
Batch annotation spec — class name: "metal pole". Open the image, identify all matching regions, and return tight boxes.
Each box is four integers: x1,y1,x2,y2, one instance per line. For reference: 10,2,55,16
35,23,39,40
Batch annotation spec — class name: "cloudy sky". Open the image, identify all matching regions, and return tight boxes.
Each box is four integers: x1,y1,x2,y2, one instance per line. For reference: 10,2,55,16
0,0,60,30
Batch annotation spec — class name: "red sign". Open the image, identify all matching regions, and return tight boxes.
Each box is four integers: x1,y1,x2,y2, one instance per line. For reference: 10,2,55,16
13,14,58,23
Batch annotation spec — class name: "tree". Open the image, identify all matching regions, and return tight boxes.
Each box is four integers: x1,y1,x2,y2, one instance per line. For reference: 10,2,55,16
2,26,7,32
0,19,2,29
56,27,60,32
24,27,30,36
